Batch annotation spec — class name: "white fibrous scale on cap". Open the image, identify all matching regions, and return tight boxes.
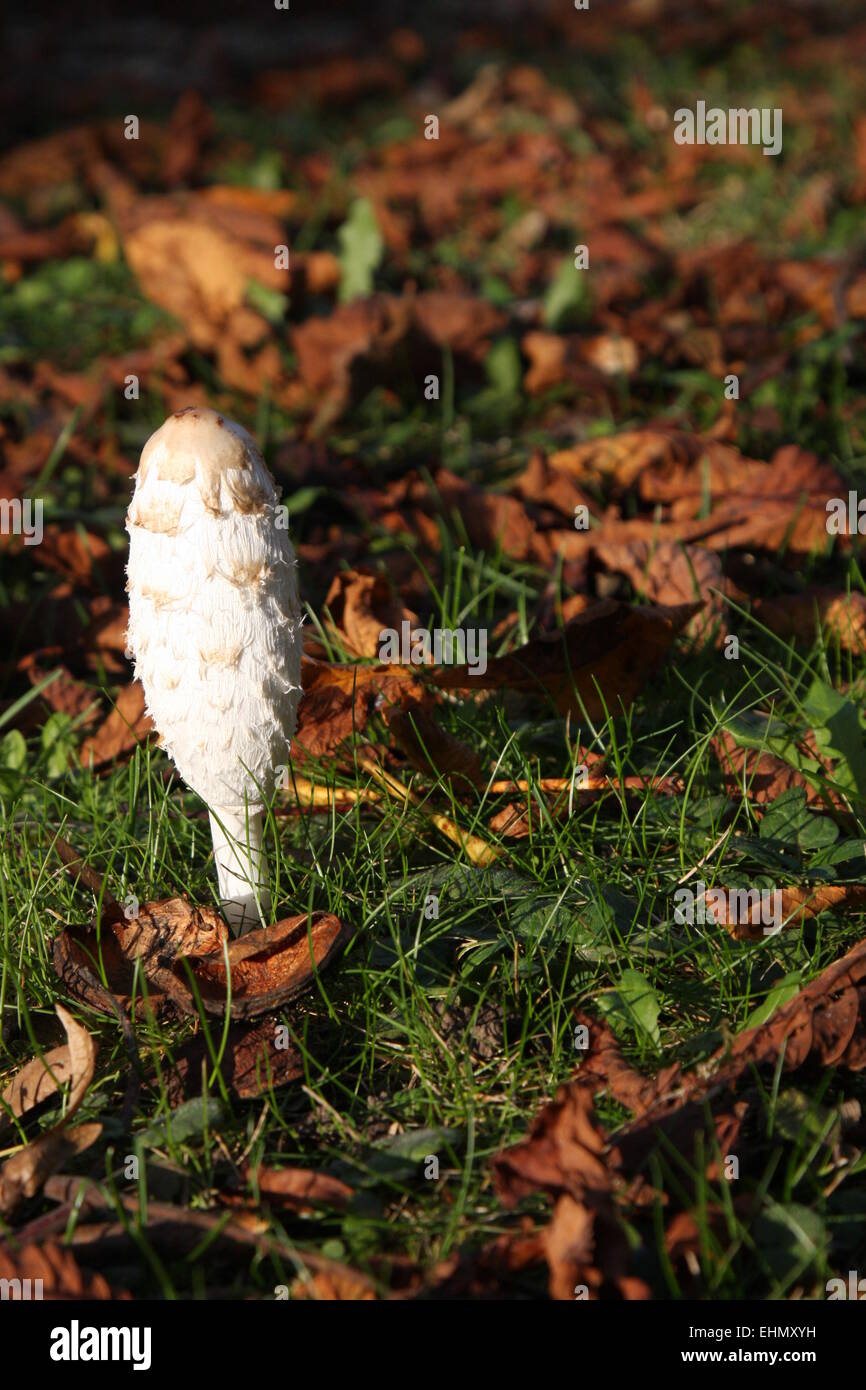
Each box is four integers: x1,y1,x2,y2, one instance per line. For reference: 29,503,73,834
125,406,303,932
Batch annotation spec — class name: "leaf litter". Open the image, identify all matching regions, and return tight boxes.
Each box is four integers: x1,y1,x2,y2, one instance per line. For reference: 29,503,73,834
4,0,866,1300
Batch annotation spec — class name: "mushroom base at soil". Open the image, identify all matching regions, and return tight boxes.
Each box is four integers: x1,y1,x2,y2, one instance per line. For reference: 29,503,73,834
208,808,271,933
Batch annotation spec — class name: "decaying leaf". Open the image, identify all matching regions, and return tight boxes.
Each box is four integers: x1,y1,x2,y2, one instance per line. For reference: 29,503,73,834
294,655,423,757
492,1079,649,1300
79,681,154,769
323,570,417,660
120,191,290,392
420,1227,545,1299
290,1266,377,1300
0,1241,129,1300
1,1045,75,1134
27,1180,376,1295
593,539,731,642
291,291,503,428
0,1005,98,1217
757,590,866,655
193,912,351,1018
165,1015,305,1103
242,1162,354,1212
384,699,485,789
429,598,699,720
54,900,352,1021
711,726,850,815
705,882,866,941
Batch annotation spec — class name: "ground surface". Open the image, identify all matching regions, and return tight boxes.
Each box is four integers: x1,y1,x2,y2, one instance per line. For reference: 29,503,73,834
2,0,866,1300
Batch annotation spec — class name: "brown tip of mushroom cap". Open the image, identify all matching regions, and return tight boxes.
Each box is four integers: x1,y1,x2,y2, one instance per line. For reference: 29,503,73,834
135,407,276,516
141,408,253,483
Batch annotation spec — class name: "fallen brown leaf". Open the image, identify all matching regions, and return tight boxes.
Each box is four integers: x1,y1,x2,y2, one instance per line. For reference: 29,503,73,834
54,900,352,1021
510,450,599,526
165,1015,304,1103
492,1081,649,1300
34,1180,376,1294
292,292,503,430
0,1241,129,1300
79,681,154,770
324,569,417,660
594,539,731,642
194,912,351,1019
429,598,699,720
705,882,866,941
419,1227,544,1299
384,699,485,789
711,727,848,814
294,655,423,757
290,1267,377,1300
1,1046,75,1133
120,192,290,381
0,1005,98,1217
17,656,100,724
242,1162,354,1212
757,589,866,655
36,527,116,588
590,933,866,1187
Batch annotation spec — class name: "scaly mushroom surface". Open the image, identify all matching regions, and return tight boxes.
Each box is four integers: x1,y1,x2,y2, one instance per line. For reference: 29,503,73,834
126,407,303,932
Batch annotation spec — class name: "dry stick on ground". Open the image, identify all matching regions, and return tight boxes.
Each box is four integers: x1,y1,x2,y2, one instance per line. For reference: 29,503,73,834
281,776,383,809
355,754,500,866
282,771,683,851
29,1176,378,1295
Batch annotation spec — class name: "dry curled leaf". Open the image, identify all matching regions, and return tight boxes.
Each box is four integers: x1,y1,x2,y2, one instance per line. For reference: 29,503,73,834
706,882,866,941
491,1081,649,1301
54,900,351,1021
117,897,228,966
241,1162,354,1212
294,654,423,757
0,1005,98,1217
585,933,866,1188
0,1241,129,1300
193,911,351,1019
324,570,417,660
1,1045,75,1133
429,598,699,720
510,451,598,526
79,681,154,770
166,1015,304,1103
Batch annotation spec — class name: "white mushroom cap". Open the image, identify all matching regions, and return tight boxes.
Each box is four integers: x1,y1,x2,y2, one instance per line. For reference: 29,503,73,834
126,407,303,930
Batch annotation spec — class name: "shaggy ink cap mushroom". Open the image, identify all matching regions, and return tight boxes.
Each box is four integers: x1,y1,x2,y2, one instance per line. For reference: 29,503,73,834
125,407,303,933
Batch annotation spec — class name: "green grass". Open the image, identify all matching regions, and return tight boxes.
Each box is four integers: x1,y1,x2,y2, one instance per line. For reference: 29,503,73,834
4,573,866,1297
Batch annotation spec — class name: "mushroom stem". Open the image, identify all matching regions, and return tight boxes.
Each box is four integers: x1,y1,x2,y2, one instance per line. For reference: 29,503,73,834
208,808,270,934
